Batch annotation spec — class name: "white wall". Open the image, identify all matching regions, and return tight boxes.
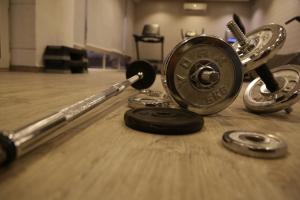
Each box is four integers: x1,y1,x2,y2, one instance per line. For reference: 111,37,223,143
0,0,10,69
87,0,126,53
9,0,75,67
10,0,36,67
35,0,75,66
74,0,86,46
251,0,300,54
134,0,252,60
74,0,135,57
123,0,135,58
9,0,134,68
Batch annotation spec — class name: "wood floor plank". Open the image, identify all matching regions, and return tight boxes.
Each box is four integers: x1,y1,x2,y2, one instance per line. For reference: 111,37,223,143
0,70,299,200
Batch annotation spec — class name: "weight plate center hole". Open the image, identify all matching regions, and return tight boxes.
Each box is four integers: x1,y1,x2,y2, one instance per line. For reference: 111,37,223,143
189,60,220,89
239,134,266,143
157,111,171,115
152,111,174,117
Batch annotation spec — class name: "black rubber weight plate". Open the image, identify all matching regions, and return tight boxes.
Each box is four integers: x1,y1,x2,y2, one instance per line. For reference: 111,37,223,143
124,108,204,135
126,60,156,90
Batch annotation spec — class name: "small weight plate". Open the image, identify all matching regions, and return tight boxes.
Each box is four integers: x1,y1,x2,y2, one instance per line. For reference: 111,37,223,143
222,130,287,158
140,89,163,97
162,35,243,115
128,93,171,109
128,96,170,109
244,65,300,113
232,24,286,72
126,60,156,90
124,108,204,135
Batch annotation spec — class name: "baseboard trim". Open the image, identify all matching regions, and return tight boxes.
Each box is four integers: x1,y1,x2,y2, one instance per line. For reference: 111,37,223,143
44,69,71,74
10,65,44,72
0,68,9,72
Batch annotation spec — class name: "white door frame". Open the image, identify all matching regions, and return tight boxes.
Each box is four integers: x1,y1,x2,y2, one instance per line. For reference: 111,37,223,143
0,0,10,69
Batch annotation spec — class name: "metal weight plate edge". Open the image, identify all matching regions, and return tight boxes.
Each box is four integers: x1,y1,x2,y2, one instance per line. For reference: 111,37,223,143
162,35,243,115
243,65,300,113
236,24,286,72
222,130,288,158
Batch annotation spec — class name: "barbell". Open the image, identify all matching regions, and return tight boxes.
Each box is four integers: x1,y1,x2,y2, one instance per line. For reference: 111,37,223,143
0,60,156,166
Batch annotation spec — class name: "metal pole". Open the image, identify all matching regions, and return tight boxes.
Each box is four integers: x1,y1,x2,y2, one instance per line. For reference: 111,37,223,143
0,74,142,166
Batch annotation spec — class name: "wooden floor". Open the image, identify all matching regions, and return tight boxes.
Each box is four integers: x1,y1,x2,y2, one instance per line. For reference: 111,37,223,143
0,70,300,200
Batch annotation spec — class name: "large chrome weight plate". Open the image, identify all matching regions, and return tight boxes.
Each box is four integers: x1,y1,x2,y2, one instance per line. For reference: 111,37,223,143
162,36,243,115
232,24,286,72
244,65,300,113
222,130,287,158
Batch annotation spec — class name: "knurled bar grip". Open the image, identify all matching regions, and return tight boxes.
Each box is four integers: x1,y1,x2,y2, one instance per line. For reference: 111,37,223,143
227,21,248,46
0,74,140,166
